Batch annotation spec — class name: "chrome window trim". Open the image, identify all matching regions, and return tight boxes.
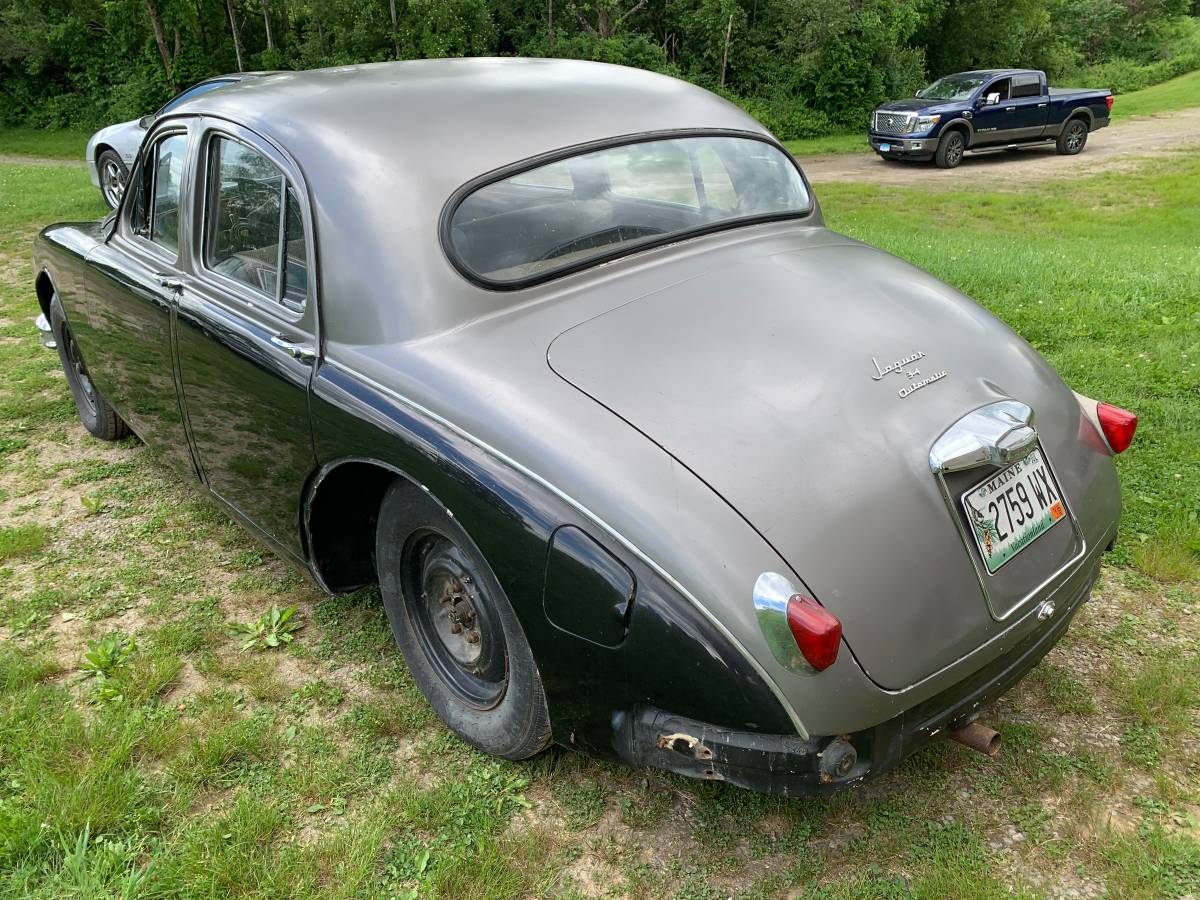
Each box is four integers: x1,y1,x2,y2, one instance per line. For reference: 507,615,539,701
199,129,308,319
323,357,810,739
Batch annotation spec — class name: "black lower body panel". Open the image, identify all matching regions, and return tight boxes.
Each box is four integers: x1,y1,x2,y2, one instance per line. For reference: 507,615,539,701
614,561,1098,796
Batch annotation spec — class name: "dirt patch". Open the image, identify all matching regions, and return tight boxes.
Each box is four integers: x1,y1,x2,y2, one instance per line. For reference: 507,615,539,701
0,153,86,167
798,107,1200,187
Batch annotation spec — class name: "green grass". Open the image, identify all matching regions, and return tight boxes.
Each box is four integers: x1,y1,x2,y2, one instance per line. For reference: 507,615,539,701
0,151,1198,897
783,131,866,157
1113,68,1200,118
0,126,91,160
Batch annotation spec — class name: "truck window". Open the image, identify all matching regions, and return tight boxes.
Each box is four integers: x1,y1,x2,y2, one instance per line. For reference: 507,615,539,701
1011,75,1042,99
986,78,1011,101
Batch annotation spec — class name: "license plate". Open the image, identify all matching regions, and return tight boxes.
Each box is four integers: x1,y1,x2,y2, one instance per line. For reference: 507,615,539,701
880,143,892,151
960,448,1067,574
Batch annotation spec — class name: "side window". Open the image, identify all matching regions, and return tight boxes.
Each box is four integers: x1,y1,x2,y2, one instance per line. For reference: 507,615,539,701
150,134,187,252
204,135,307,311
1012,75,1042,99
987,78,1011,102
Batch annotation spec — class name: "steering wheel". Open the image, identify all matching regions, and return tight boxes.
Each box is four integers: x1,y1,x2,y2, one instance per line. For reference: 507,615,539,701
539,225,665,261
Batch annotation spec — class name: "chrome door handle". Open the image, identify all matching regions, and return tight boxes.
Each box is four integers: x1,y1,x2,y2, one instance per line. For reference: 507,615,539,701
1037,102,1047,108
270,333,317,362
155,273,185,292
1005,106,1016,112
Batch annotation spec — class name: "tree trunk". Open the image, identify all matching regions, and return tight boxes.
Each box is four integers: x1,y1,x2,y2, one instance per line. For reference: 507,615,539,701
226,0,245,71
144,0,176,92
719,13,732,87
389,0,400,58
260,0,275,51
548,0,554,50
278,0,290,37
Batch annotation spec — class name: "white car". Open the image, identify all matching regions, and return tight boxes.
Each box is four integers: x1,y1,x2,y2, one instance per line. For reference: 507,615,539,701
86,72,278,208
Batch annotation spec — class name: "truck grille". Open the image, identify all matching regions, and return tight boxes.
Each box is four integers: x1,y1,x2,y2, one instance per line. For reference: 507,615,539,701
873,111,915,135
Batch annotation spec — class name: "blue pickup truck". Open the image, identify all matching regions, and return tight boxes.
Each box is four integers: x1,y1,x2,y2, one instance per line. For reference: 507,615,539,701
868,69,1113,168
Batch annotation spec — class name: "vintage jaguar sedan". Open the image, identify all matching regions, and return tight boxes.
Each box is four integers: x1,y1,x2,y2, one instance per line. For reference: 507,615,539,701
32,59,1136,795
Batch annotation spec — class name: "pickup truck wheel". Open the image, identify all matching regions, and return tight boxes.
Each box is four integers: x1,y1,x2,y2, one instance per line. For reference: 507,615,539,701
50,293,130,441
375,481,552,760
1057,119,1088,155
934,130,965,169
97,149,128,210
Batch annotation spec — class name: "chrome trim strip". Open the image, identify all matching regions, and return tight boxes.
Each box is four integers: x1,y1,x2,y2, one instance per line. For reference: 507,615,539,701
323,358,810,738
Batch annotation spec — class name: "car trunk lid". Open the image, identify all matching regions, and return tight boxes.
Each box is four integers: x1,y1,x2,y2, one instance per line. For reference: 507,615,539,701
547,241,1083,689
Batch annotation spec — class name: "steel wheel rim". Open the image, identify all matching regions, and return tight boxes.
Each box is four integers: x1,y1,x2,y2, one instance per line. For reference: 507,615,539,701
62,323,98,416
403,532,508,709
102,159,125,207
947,135,964,166
1067,123,1085,151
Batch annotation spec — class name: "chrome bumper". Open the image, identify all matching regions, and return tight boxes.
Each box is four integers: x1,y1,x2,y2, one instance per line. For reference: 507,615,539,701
35,313,56,350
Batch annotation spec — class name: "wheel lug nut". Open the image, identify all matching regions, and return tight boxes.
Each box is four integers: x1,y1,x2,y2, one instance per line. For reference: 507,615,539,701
466,632,479,644
450,623,463,634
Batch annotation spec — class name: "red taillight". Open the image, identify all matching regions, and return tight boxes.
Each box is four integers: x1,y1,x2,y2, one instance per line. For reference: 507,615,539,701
1097,402,1137,453
1106,95,1114,111
785,595,842,671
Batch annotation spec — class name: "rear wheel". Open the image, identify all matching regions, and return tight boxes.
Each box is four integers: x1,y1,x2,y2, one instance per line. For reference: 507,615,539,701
934,130,966,169
375,481,551,759
50,293,129,441
1056,118,1088,155
97,149,128,210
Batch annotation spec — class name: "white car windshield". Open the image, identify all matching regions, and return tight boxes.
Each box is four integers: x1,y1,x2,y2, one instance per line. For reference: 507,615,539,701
447,135,811,287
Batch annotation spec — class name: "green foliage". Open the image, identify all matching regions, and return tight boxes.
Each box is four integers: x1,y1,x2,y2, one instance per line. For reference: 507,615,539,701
0,0,1195,141
227,603,303,651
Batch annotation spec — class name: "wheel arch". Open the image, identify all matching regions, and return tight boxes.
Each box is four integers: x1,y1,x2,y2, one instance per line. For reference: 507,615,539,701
941,118,973,145
1065,108,1094,129
93,142,119,165
301,455,431,594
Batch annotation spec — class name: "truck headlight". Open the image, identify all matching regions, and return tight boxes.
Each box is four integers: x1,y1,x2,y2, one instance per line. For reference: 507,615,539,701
914,114,941,132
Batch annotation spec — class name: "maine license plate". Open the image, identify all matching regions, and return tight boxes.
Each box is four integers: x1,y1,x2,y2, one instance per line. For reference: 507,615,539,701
880,142,892,151
960,448,1067,574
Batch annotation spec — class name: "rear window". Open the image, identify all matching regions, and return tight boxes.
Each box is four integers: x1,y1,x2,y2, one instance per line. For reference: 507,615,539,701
447,136,811,287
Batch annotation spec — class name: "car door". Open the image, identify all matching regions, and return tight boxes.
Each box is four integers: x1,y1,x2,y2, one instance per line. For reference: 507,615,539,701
970,77,1016,145
174,121,318,559
81,125,197,475
1007,73,1050,137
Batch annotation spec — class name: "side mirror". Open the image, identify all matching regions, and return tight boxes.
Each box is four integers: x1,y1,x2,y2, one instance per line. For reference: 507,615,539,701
137,114,153,129
983,93,1000,107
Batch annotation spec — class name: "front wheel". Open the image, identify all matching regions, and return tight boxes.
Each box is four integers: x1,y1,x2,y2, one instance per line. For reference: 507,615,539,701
96,149,128,210
50,293,129,441
1056,119,1088,155
934,130,966,169
376,481,551,760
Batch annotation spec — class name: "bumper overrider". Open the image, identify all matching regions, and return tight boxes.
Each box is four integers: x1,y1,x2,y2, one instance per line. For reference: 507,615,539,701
868,132,935,160
614,557,1099,796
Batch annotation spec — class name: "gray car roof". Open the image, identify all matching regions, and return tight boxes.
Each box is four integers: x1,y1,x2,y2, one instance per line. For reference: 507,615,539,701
169,59,785,342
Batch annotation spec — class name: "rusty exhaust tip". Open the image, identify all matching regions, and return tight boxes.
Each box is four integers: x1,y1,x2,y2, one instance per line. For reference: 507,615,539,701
948,722,1001,758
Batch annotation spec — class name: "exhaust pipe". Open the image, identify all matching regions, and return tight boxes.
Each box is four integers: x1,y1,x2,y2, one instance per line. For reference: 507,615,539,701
948,722,1001,757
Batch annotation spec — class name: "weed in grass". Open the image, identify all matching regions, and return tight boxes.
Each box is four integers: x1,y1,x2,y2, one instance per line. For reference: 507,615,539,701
227,603,303,651
1115,652,1200,734
79,494,106,516
1031,661,1098,716
553,777,611,831
0,523,49,562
